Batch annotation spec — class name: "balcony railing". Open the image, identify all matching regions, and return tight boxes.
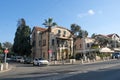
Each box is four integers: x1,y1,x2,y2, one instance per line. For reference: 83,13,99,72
56,33,61,37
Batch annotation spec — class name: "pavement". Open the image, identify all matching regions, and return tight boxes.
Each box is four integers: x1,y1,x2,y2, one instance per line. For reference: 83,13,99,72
50,58,116,65
0,64,13,73
0,59,117,73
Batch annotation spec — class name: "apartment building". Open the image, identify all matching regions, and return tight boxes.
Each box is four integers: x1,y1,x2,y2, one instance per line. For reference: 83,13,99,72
74,37,95,59
31,26,73,60
107,33,120,48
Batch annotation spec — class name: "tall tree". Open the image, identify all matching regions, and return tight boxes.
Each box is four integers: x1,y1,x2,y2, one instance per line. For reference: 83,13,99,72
3,42,12,49
43,18,57,60
71,24,80,36
78,30,88,38
0,42,3,54
91,33,96,38
13,18,31,56
70,24,81,58
3,42,14,57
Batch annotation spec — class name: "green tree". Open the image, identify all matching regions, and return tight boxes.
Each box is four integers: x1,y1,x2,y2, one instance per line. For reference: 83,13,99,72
94,35,109,48
3,42,12,49
2,42,15,57
13,18,32,56
43,18,57,60
78,30,88,38
0,43,3,54
70,24,81,58
71,24,80,36
91,33,96,38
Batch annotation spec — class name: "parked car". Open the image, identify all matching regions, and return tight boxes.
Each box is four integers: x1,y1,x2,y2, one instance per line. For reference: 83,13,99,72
33,58,49,66
112,52,120,59
24,58,33,64
19,57,25,63
16,56,23,62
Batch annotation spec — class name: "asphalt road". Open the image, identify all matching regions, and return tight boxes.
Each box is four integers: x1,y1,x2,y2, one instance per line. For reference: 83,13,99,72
59,64,120,80
0,60,120,80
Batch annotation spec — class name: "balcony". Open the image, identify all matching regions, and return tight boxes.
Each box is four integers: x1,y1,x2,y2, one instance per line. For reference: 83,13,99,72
56,33,61,37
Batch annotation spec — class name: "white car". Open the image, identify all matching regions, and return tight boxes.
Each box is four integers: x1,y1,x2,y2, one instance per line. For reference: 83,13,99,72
33,58,49,66
16,56,23,62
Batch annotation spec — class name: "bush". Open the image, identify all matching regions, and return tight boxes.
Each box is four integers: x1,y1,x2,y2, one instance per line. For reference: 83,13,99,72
97,53,110,59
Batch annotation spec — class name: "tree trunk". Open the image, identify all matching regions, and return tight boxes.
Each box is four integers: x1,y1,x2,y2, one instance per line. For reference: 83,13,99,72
48,26,51,61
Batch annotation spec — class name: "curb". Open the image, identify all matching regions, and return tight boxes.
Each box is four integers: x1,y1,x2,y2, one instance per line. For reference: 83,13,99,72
0,65,13,73
49,59,117,66
0,68,11,73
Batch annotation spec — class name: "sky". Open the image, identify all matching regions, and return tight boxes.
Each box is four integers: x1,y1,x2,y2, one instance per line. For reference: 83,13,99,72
0,0,120,43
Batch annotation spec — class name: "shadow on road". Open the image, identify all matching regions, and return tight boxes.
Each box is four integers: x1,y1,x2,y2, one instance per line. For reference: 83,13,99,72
1,65,120,80
59,66,120,80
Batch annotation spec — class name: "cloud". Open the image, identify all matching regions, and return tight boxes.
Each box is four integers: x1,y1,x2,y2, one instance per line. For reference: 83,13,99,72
88,9,95,15
77,9,96,18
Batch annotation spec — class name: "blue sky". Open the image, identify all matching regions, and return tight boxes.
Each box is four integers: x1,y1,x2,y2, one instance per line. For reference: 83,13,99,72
0,0,120,43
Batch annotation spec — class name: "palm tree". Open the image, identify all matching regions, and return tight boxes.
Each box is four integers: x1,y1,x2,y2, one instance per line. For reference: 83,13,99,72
70,24,81,58
43,18,57,61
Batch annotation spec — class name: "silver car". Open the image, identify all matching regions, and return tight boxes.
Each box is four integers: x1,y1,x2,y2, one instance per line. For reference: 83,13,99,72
33,58,49,66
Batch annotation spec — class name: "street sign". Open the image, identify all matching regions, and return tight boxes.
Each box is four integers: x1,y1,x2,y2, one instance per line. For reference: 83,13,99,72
48,50,52,53
4,49,9,54
4,48,9,63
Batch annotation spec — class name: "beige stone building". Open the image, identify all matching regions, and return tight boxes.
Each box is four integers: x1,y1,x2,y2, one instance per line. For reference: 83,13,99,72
31,26,73,60
74,37,96,59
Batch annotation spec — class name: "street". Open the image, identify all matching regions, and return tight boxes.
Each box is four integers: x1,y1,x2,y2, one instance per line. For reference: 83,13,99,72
60,63,120,80
0,60,120,80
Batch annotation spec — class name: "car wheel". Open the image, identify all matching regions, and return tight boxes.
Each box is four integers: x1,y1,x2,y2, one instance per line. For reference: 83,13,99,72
37,63,40,66
33,63,35,66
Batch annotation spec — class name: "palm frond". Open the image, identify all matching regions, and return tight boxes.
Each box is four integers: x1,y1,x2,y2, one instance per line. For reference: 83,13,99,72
48,18,53,23
53,22,57,26
43,18,57,27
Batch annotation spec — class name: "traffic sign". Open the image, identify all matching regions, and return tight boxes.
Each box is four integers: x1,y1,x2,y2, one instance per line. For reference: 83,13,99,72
48,50,52,53
4,49,9,54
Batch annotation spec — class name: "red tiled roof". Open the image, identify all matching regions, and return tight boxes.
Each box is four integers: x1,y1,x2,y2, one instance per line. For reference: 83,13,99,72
107,33,120,38
107,34,114,37
35,26,46,31
32,26,47,32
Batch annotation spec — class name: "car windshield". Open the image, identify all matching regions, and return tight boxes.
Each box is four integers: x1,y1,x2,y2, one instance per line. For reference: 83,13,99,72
114,53,120,55
38,58,45,60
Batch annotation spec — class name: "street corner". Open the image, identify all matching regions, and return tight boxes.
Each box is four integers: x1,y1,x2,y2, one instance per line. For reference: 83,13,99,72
0,64,14,73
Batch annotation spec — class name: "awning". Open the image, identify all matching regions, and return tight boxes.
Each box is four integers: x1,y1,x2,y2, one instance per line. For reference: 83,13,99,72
99,47,114,53
75,49,99,53
114,48,120,51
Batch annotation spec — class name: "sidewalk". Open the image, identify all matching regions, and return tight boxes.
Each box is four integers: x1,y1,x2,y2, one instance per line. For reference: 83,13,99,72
49,59,116,66
0,63,13,73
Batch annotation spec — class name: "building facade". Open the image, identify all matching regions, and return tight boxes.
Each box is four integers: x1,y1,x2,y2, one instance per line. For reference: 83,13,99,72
107,33,120,48
74,37,96,60
31,26,73,60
